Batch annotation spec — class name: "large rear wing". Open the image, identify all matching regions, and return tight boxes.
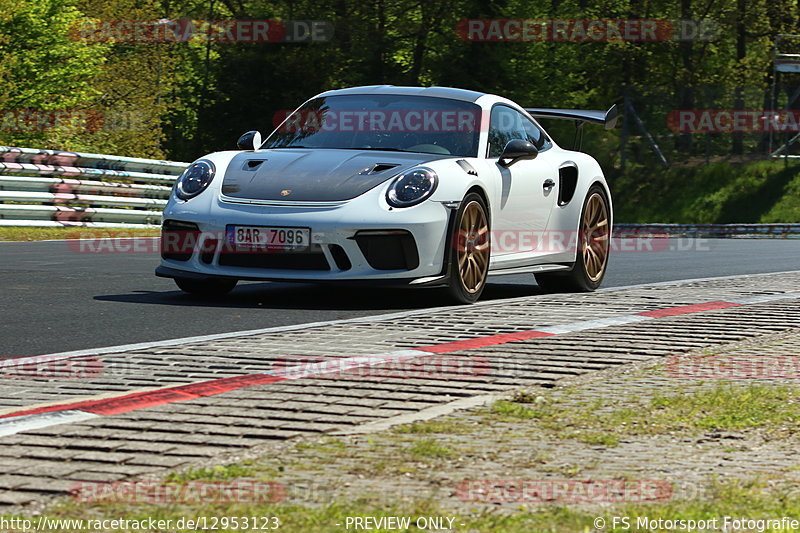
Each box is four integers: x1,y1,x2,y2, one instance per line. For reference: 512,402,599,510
524,104,619,150
524,104,620,130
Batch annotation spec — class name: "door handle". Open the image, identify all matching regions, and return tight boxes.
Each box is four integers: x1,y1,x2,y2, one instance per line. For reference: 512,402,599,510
543,179,556,190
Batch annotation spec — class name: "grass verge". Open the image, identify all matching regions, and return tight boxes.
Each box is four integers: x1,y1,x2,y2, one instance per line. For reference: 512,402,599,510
8,478,800,532
488,383,800,445
0,227,160,241
9,365,800,531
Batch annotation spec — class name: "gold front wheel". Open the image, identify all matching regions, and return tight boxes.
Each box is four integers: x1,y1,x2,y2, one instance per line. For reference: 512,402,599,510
446,193,490,304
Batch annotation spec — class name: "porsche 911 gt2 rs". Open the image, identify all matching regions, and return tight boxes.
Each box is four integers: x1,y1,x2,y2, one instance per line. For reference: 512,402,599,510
156,85,617,303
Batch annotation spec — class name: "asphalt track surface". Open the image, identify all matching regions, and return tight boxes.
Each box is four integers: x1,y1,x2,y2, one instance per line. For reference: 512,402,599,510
1,238,799,358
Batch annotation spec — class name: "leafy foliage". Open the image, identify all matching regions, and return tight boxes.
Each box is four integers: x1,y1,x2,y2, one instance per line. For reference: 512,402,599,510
2,0,799,219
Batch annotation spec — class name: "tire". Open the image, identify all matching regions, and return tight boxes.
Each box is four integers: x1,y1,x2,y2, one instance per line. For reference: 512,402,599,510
445,192,491,304
535,184,610,293
175,278,238,297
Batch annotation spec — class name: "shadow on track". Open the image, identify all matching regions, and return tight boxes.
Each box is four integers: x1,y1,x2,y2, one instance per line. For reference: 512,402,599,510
94,281,543,311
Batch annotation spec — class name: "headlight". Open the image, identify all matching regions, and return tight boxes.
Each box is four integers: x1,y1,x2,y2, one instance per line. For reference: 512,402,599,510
386,167,438,208
175,160,216,200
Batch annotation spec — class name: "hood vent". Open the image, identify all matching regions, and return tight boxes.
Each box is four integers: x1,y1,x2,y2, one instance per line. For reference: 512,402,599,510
357,163,399,175
243,159,266,171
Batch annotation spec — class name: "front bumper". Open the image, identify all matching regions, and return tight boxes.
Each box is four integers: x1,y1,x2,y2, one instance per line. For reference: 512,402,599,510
156,193,454,285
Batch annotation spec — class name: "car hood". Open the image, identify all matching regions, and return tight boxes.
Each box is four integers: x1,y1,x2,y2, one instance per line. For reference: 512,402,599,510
220,149,449,202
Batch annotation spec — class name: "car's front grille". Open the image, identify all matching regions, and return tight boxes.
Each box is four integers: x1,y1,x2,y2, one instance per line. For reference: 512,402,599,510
218,249,330,271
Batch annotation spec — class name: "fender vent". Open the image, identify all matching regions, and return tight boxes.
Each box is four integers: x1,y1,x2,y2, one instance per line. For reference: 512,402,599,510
558,164,578,206
456,159,478,176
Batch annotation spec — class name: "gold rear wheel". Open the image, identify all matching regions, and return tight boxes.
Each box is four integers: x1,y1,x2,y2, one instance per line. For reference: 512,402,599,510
535,184,611,292
581,192,610,282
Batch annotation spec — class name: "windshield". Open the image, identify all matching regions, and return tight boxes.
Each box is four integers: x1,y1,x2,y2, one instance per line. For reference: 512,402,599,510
262,94,482,157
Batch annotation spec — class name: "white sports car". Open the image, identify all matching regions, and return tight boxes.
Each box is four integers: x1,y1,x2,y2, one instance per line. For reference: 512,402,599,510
156,85,616,303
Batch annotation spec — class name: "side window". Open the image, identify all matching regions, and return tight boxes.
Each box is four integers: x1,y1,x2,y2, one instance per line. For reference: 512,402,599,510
487,106,527,158
487,106,549,157
521,116,549,149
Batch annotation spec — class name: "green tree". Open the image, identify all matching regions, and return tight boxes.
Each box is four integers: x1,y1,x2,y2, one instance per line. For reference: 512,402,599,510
0,0,107,149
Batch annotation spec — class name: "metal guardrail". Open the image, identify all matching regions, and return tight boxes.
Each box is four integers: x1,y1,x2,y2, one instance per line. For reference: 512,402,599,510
0,146,188,227
0,146,797,235
614,223,800,238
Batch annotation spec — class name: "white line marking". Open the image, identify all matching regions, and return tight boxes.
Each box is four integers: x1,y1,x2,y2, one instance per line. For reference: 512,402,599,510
538,314,652,335
726,293,800,305
0,410,99,437
267,350,423,380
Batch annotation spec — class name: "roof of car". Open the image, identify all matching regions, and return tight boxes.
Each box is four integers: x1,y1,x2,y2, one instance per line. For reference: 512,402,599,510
318,85,487,103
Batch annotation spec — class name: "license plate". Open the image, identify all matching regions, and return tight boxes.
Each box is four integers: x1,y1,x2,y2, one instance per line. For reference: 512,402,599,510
228,225,310,251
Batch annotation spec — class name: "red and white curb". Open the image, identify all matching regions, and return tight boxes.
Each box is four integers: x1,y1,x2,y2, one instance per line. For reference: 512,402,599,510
4,270,798,374
1,292,798,438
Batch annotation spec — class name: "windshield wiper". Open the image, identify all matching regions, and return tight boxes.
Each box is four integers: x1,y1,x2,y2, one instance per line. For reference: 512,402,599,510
265,146,420,152
266,145,311,149
349,147,416,152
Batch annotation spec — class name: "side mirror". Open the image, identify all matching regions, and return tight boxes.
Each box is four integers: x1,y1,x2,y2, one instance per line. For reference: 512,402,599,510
499,139,538,167
237,130,262,151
